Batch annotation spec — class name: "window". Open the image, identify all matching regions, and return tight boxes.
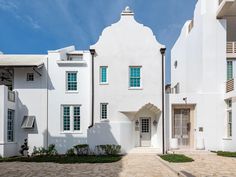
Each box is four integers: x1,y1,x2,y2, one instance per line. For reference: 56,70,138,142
100,66,108,84
227,111,232,137
73,106,80,131
21,116,35,129
227,60,233,81
100,103,108,120
67,55,83,61
27,73,34,81
129,66,141,88
226,99,232,137
63,106,70,131
66,72,77,91
62,105,81,132
7,109,15,142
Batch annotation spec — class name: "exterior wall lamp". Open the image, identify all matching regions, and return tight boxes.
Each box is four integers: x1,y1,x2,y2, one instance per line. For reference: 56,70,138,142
153,120,157,126
135,120,139,126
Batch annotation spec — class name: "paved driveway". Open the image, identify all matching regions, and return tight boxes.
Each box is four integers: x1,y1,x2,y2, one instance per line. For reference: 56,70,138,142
0,154,177,177
168,151,236,177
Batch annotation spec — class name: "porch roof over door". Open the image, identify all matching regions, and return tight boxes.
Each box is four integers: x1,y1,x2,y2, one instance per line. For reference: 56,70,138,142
120,103,161,120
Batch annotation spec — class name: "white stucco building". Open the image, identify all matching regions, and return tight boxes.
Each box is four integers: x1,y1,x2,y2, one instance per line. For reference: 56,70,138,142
0,7,165,157
168,0,236,151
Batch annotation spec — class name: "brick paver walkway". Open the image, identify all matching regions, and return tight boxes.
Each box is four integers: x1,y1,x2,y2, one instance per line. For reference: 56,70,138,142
169,151,236,177
0,154,177,177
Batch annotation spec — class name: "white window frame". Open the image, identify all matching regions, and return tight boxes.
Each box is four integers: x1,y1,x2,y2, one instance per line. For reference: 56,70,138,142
27,73,34,81
100,66,108,84
226,99,232,138
66,71,78,93
129,66,142,89
100,103,108,120
61,105,82,133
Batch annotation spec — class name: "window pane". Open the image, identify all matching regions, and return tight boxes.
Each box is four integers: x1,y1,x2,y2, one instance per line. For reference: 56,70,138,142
63,106,70,131
74,106,80,131
100,67,107,83
228,111,232,137
129,67,141,87
227,61,233,80
67,72,77,91
7,109,14,142
101,104,107,119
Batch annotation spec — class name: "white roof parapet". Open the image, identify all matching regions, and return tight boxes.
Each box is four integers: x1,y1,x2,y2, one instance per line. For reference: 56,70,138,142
121,6,134,16
0,55,46,67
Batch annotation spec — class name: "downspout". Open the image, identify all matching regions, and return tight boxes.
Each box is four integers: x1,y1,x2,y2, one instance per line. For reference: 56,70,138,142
46,57,49,148
160,48,166,154
88,49,96,128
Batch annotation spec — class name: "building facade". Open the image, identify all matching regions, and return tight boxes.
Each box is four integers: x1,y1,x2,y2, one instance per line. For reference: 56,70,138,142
168,0,236,151
0,7,165,157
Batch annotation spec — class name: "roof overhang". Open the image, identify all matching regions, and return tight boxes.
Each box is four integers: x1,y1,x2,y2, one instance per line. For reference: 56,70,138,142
217,0,236,19
0,55,45,68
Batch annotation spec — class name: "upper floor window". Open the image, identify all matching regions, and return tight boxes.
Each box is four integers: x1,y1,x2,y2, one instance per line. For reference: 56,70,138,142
62,105,81,132
129,66,141,88
67,54,83,61
100,66,108,84
27,73,34,81
66,72,77,91
227,60,233,81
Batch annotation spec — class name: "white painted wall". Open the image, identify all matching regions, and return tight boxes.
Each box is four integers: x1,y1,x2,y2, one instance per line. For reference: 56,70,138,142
170,0,236,151
13,56,48,154
90,10,164,151
47,48,91,154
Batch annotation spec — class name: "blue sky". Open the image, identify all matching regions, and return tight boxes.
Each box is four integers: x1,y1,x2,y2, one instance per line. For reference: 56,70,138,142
0,0,197,83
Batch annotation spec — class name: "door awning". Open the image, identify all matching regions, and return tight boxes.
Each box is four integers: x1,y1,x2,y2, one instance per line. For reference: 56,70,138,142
0,55,45,68
120,103,161,120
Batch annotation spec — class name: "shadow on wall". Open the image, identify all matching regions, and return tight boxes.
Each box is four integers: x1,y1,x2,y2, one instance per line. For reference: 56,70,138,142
41,122,119,154
88,122,119,151
14,66,55,90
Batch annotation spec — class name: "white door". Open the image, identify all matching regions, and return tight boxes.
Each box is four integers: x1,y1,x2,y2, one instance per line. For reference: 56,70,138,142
140,118,151,147
173,109,191,148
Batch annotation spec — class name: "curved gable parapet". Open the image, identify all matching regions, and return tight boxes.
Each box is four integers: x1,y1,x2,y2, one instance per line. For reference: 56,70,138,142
90,8,164,50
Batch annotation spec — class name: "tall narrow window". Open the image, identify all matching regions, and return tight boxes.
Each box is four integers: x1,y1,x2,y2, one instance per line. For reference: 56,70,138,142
63,106,70,131
129,67,141,88
100,103,108,120
66,72,77,91
73,106,80,131
227,61,233,81
100,66,108,84
7,109,15,142
227,111,232,137
226,99,232,137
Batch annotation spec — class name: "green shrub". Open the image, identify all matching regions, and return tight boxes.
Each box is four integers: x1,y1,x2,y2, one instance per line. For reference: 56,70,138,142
66,148,76,156
217,151,236,157
74,144,89,155
95,144,121,155
32,144,57,156
160,154,194,163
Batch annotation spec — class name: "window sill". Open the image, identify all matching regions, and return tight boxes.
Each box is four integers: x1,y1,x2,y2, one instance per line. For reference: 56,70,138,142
100,119,109,123
0,142,17,145
65,91,79,94
99,82,109,85
128,87,143,90
60,131,83,134
223,137,232,140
